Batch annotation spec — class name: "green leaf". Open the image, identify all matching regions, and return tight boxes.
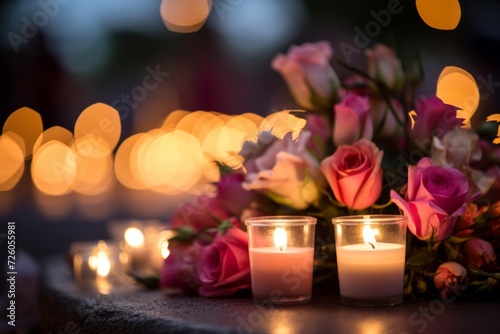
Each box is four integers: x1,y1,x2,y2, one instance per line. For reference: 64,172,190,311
130,274,160,290
218,220,234,235
169,226,197,244
446,235,473,243
406,252,434,267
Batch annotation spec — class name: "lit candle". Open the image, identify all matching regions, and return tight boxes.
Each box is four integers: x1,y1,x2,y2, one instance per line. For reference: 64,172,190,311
246,216,316,304
71,240,121,294
333,215,407,306
150,228,176,273
122,227,149,273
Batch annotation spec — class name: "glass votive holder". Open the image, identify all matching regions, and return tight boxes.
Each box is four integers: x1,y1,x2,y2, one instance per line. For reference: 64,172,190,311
149,227,178,273
107,219,164,274
71,240,125,294
332,215,407,306
245,216,317,304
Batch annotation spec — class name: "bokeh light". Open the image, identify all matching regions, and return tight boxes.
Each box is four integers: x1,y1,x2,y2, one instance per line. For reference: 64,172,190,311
416,0,461,30
114,133,148,190
2,106,43,159
124,227,145,248
74,102,121,159
0,133,25,191
160,0,213,33
436,66,479,128
31,141,77,196
33,126,74,155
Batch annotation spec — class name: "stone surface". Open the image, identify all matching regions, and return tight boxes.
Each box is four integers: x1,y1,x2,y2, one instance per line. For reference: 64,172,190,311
39,256,500,334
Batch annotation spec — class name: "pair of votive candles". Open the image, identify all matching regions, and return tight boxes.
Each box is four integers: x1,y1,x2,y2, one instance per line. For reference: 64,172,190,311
245,215,407,306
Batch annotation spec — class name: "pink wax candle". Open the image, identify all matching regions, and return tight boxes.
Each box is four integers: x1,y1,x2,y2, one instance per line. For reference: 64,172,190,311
245,216,317,304
249,247,314,301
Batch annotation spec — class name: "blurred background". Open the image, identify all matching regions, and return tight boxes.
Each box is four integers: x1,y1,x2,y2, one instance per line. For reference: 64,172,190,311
1,0,500,261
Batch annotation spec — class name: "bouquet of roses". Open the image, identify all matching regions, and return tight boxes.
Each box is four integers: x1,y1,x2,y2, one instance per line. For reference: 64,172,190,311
157,41,500,299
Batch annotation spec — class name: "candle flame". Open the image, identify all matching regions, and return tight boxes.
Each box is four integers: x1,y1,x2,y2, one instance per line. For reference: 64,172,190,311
124,227,145,248
362,225,377,249
273,227,287,251
160,240,170,259
88,249,111,277
96,251,111,277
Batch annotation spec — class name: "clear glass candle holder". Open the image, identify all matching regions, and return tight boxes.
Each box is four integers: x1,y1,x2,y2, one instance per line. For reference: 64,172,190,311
245,216,316,304
107,219,165,274
71,240,125,294
332,215,407,306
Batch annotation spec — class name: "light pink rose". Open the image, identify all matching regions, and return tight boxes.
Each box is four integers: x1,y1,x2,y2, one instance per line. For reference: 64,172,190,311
272,41,340,110
243,131,322,210
197,224,251,297
390,158,472,241
333,92,373,146
160,241,202,294
434,262,468,299
321,138,383,210
365,44,405,93
433,127,482,169
410,96,464,149
432,127,494,195
462,239,497,269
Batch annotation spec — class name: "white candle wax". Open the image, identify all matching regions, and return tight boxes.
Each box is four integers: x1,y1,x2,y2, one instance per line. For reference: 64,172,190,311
336,243,405,299
250,247,314,300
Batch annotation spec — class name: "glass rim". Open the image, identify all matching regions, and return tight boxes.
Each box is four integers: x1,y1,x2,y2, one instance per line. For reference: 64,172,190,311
245,215,317,226
331,214,407,225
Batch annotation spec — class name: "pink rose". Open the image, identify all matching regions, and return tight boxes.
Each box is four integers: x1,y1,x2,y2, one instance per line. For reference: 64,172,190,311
321,139,383,210
391,158,472,241
272,41,340,110
197,224,251,297
410,96,464,149
434,262,468,299
160,241,202,294
365,43,405,93
462,239,497,269
243,131,322,210
333,92,373,146
172,196,229,232
215,174,256,217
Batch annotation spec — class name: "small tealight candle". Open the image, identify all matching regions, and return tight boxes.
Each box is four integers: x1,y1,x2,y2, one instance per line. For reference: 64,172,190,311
150,228,177,273
71,240,122,294
245,216,316,304
332,215,407,306
107,219,165,274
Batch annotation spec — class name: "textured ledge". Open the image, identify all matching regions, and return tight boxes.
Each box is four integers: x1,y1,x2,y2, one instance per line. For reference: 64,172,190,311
39,256,500,334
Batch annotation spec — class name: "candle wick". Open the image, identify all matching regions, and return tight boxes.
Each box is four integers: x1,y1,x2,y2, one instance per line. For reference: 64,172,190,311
368,242,375,249
280,246,283,252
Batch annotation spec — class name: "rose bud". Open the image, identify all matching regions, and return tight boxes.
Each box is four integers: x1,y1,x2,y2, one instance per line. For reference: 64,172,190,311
434,262,468,299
